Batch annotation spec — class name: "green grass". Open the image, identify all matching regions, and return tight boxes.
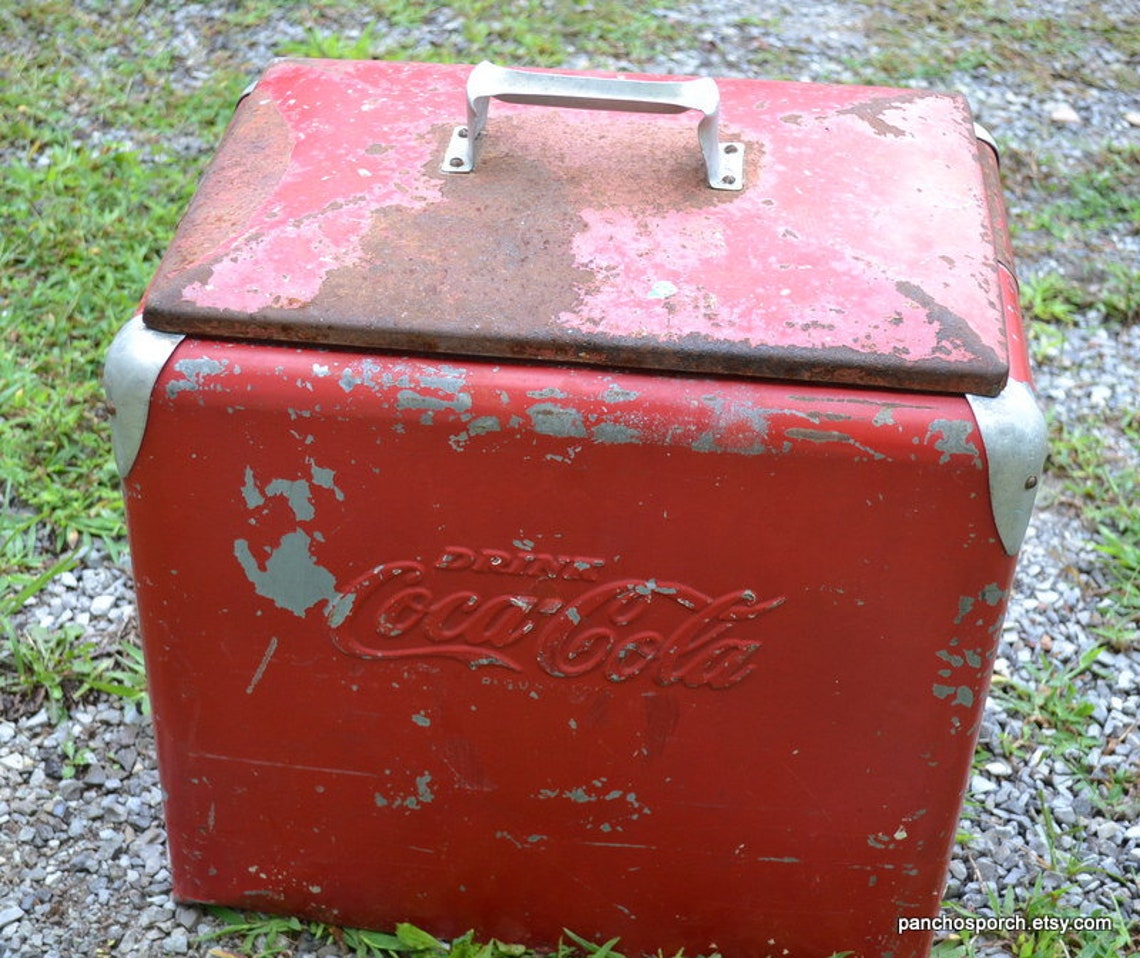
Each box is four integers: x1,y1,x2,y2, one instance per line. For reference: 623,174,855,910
0,617,149,722
1030,146,1140,242
853,0,1140,90
989,645,1104,756
278,0,684,68
199,914,866,958
1009,143,1140,274
199,917,660,958
1,3,248,558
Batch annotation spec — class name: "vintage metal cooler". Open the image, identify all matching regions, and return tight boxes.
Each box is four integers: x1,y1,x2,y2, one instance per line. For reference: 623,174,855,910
106,59,1045,957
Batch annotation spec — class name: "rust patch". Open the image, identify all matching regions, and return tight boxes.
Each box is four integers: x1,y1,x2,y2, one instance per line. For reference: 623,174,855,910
530,325,1004,396
975,140,1016,276
835,93,928,138
145,113,750,360
895,281,1006,393
305,119,592,354
154,93,291,277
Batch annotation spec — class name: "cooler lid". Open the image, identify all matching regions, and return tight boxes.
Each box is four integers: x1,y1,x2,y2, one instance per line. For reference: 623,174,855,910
143,59,1010,396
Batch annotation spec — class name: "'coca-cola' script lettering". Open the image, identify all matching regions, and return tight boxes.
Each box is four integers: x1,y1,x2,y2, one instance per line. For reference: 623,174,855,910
328,550,785,690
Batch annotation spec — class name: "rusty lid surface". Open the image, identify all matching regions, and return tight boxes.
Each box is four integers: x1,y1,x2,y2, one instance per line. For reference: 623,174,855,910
143,59,1010,396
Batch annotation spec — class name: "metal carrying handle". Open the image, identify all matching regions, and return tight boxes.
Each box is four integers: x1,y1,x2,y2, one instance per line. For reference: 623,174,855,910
440,61,744,190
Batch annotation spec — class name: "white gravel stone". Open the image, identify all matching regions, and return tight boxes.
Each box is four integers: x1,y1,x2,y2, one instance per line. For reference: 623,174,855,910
1049,102,1082,124
89,594,117,617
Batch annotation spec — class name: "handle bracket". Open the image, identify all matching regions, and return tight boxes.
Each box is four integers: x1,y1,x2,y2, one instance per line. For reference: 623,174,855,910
441,61,744,190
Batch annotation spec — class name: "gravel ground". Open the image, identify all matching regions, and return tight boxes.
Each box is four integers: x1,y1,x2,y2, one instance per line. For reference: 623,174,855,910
3,2,1139,956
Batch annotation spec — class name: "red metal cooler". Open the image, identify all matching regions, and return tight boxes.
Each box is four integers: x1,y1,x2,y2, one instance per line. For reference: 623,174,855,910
106,59,1045,958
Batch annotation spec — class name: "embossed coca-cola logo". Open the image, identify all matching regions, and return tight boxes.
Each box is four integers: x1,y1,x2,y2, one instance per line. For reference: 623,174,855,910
328,547,785,690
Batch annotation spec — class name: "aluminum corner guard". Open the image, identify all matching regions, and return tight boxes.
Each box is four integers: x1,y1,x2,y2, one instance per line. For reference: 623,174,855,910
967,380,1047,555
104,315,184,479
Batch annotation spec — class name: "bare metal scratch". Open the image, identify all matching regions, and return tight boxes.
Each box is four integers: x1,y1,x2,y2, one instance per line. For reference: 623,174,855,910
246,636,279,695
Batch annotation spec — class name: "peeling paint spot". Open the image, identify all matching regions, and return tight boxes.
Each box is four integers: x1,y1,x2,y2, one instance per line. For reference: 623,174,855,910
648,280,678,299
339,360,383,393
980,582,1005,605
633,579,678,597
785,427,888,461
496,831,549,849
926,418,980,466
954,595,975,625
932,683,975,707
411,712,431,727
527,402,587,438
469,416,501,436
601,384,639,403
309,462,339,493
241,467,264,509
420,368,467,394
592,421,641,445
527,387,568,400
691,431,718,454
326,590,355,629
397,388,473,423
234,531,338,617
166,357,228,397
265,478,314,521
374,772,435,811
449,416,503,452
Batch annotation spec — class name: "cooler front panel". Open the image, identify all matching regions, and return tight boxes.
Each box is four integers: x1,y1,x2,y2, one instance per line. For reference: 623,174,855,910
124,337,1016,958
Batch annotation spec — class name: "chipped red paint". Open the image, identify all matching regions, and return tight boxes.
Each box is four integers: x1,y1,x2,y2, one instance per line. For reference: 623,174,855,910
144,59,1009,396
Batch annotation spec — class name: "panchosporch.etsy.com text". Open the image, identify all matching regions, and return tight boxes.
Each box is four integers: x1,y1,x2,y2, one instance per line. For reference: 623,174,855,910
897,913,1117,935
